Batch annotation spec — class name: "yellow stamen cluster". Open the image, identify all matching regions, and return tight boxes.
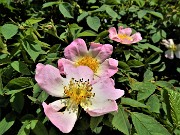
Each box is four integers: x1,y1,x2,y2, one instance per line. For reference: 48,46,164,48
64,78,94,111
118,34,133,41
169,44,177,51
75,56,99,73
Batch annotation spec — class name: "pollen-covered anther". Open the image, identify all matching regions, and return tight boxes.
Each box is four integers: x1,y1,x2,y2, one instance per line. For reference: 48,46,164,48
118,34,133,41
75,56,99,73
169,44,177,51
64,78,94,110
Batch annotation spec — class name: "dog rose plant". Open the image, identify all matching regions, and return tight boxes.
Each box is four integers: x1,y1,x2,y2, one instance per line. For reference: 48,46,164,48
108,26,142,45
58,38,118,78
35,63,124,133
161,39,180,59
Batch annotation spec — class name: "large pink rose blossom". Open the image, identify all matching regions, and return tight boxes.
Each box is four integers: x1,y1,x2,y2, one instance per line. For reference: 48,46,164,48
35,63,124,133
58,38,118,78
161,39,180,59
108,26,142,45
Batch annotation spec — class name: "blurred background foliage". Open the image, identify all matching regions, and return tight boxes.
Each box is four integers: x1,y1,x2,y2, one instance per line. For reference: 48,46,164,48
0,0,180,134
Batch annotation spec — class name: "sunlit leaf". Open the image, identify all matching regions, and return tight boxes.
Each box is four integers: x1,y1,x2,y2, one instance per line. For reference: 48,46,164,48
112,105,130,135
11,61,31,75
121,98,148,108
1,24,18,39
0,112,16,134
131,112,171,135
168,90,180,127
59,2,73,18
86,16,101,32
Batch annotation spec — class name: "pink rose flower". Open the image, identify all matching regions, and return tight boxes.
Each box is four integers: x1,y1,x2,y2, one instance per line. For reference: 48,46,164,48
58,38,118,78
161,39,180,59
35,64,124,133
108,26,142,45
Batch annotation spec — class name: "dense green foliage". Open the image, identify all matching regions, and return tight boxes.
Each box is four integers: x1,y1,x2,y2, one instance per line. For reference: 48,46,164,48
0,0,180,134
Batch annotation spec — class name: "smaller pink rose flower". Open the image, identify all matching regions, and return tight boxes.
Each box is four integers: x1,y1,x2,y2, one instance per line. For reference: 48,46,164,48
161,39,180,59
108,26,142,45
35,64,124,133
58,38,118,78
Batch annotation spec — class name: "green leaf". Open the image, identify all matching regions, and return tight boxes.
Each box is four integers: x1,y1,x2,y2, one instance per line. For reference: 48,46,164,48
153,62,166,72
86,16,101,32
0,37,9,54
118,61,131,71
68,23,83,39
4,77,33,94
168,90,180,127
143,69,154,82
25,18,44,25
155,81,174,89
105,0,120,5
146,94,160,113
77,30,97,37
37,90,49,102
127,60,144,68
152,31,161,43
121,98,148,108
11,61,31,75
112,105,130,135
22,40,44,62
42,2,59,8
59,2,73,18
10,92,24,113
147,11,163,19
145,52,161,65
90,116,103,130
131,112,171,135
124,50,131,61
0,112,16,134
30,120,48,135
17,121,30,135
77,11,88,22
105,6,118,19
88,0,96,3
161,30,167,38
134,0,145,7
131,82,156,101
1,24,18,39
137,10,147,18
146,44,163,53
177,67,180,73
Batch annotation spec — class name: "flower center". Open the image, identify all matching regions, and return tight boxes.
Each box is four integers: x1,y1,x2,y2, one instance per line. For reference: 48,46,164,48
118,34,133,41
75,56,99,73
169,44,177,51
64,78,94,111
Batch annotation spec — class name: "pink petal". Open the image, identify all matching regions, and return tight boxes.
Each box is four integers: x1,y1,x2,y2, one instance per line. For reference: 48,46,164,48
64,38,88,61
65,66,94,82
96,58,118,77
131,32,142,43
168,39,174,45
89,42,113,62
121,39,134,45
175,44,180,59
35,64,65,97
118,26,132,36
108,27,118,38
35,63,45,74
165,50,174,59
175,49,180,59
43,101,78,133
92,77,124,101
108,27,121,42
86,100,118,116
161,39,170,48
58,58,75,75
